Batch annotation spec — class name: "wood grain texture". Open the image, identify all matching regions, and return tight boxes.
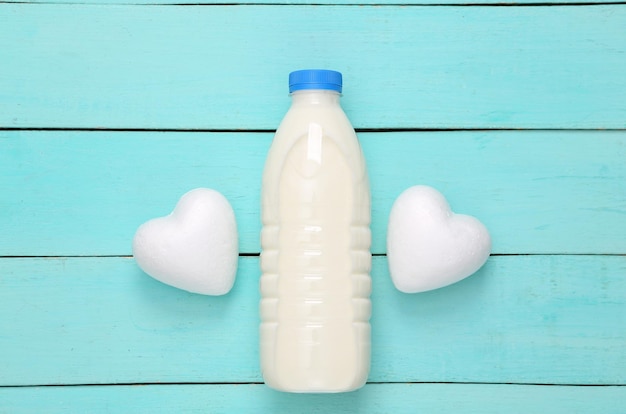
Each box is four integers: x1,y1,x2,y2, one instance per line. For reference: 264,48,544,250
3,0,626,408
4,0,625,5
1,255,624,386
1,4,625,129
1,384,626,414
2,130,624,256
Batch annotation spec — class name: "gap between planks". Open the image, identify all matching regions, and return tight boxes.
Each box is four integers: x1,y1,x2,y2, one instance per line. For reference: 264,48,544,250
2,127,626,133
1,253,624,258
3,382,626,389
2,381,626,389
2,1,626,6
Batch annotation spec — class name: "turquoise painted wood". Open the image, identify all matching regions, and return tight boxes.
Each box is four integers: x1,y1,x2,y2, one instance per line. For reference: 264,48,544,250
1,5,626,129
2,0,626,409
1,256,625,386
1,131,625,256
5,0,625,4
2,384,626,414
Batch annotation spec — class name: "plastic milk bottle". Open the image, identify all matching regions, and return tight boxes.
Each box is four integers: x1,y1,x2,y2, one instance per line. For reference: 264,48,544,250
260,69,372,393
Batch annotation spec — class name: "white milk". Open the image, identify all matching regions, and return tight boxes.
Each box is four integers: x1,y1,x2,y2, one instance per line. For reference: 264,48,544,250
260,70,371,393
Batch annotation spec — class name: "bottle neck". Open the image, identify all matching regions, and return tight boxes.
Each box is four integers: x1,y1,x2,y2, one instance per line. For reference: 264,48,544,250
290,90,341,106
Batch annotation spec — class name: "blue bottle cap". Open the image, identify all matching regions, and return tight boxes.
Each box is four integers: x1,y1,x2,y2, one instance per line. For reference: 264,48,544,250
289,69,343,93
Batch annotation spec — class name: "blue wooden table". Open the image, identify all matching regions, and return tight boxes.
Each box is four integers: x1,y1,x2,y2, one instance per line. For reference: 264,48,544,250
1,0,625,412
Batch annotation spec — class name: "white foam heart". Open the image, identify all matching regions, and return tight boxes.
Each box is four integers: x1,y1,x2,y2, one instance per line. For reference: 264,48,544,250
132,188,238,295
387,185,491,293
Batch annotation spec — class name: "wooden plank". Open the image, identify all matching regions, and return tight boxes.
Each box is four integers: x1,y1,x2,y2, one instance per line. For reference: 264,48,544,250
1,130,625,256
1,5,625,129
1,383,626,413
4,0,623,5
1,255,624,386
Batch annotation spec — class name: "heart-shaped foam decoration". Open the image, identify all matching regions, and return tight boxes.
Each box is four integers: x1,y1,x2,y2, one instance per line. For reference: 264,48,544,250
132,188,238,295
387,185,491,293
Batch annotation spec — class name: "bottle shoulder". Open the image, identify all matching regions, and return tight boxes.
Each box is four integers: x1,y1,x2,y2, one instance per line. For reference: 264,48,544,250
274,105,357,143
